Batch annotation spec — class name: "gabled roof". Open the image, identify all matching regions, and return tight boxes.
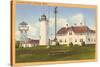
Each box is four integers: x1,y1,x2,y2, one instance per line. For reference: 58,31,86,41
57,26,95,35
28,38,39,44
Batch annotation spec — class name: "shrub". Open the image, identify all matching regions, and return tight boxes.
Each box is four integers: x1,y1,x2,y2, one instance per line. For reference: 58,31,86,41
56,41,60,46
74,44,80,47
69,42,73,47
81,41,85,46
16,41,20,48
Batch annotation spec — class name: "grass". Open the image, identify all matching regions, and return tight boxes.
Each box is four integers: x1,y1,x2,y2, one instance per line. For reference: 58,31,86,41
16,45,95,63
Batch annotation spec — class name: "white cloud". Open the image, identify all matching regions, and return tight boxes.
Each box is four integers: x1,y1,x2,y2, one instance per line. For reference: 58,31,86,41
48,18,69,39
90,25,96,30
27,24,40,39
16,18,69,40
16,31,21,40
16,23,40,40
49,18,69,30
71,13,85,26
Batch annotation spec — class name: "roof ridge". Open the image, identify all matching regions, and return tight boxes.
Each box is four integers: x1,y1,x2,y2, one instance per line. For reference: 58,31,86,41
57,26,95,35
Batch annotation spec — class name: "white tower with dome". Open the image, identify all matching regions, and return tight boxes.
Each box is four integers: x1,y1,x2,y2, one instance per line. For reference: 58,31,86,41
39,14,49,45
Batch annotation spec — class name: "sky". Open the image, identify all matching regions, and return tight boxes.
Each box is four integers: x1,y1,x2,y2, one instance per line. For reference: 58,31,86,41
16,4,96,40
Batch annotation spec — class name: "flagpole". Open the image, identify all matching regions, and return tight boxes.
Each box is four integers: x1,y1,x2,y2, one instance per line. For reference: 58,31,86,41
54,7,57,42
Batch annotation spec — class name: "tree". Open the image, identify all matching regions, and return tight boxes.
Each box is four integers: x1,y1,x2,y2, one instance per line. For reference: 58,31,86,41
81,41,85,46
69,42,73,47
56,41,60,46
16,41,20,48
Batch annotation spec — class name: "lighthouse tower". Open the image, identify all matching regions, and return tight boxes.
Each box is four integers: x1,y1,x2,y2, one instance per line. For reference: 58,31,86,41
39,14,48,45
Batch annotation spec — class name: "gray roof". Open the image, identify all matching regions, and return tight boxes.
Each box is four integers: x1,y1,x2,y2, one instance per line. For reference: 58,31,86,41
19,21,28,25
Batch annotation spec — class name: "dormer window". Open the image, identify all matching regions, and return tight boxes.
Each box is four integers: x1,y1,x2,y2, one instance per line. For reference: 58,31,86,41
69,31,72,35
80,33,83,35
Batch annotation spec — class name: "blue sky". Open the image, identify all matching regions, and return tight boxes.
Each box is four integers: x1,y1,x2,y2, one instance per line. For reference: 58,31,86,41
16,4,96,40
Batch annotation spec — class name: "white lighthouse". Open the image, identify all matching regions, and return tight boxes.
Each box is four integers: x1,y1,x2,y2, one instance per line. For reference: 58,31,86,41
39,14,49,45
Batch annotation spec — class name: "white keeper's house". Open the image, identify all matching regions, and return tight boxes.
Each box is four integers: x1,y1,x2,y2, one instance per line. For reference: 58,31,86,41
56,24,96,46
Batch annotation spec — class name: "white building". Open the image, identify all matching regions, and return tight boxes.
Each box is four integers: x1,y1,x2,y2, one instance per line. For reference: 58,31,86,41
39,14,49,45
56,24,96,46
18,21,29,48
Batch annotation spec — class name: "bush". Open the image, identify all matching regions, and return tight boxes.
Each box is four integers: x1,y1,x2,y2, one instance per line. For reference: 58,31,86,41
69,42,73,47
56,41,60,46
74,44,80,47
16,44,19,48
16,41,20,48
81,41,85,46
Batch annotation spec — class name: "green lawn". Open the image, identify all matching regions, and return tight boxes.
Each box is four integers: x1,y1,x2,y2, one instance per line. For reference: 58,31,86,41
16,45,95,63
